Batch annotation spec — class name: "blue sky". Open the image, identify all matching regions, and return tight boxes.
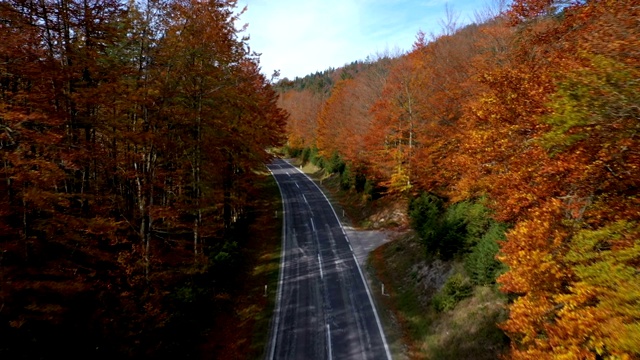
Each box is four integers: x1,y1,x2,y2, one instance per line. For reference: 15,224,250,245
236,0,505,79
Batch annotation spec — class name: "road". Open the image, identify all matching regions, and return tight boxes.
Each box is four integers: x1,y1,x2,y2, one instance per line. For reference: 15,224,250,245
266,159,391,360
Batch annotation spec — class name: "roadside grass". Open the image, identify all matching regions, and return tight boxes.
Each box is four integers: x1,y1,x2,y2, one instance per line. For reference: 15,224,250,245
200,170,283,360
369,234,509,360
290,156,508,359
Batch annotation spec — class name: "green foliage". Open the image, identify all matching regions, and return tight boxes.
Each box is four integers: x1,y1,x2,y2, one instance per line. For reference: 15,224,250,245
340,165,354,190
410,193,508,269
308,147,323,167
284,145,302,158
464,222,508,285
541,55,640,153
445,199,494,248
326,151,346,174
301,147,312,164
432,273,473,312
409,193,446,254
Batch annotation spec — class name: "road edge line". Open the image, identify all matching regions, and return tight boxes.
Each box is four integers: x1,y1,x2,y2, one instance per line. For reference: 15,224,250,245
288,160,393,360
266,161,287,360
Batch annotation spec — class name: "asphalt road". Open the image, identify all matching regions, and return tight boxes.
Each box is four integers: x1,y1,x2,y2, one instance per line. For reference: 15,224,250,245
266,159,391,360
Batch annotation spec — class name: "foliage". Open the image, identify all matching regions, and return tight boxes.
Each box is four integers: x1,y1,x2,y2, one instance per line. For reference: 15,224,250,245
464,222,508,286
0,0,286,357
326,151,346,175
431,273,474,312
410,194,506,264
340,165,354,190
409,193,446,255
277,0,640,357
541,55,640,153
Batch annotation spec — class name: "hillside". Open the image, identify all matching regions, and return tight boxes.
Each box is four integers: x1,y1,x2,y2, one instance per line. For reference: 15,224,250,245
276,1,640,358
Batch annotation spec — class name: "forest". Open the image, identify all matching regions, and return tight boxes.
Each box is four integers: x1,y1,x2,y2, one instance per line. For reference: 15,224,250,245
278,0,639,359
0,0,286,358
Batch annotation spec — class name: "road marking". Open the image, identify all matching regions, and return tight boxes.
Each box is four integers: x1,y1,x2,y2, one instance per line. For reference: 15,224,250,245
287,173,291,177
289,160,393,360
326,324,333,360
318,253,324,280
266,162,287,360
303,194,308,205
295,182,300,189
310,218,315,232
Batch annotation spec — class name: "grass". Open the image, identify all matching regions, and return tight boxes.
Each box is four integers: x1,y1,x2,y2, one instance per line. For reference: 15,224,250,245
368,234,509,359
288,155,509,359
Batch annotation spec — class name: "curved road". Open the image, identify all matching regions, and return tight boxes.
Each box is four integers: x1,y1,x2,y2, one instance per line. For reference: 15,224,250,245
266,159,391,360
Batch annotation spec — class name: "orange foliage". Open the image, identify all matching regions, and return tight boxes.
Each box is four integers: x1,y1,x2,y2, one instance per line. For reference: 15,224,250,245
277,1,640,357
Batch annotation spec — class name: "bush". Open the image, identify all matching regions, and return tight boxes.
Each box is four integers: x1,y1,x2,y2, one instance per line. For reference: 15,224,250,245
445,200,494,249
432,273,473,312
464,223,508,285
355,172,367,193
301,147,311,164
309,147,323,167
326,151,346,174
409,193,507,261
340,166,354,190
409,193,445,254
409,193,467,259
284,145,302,158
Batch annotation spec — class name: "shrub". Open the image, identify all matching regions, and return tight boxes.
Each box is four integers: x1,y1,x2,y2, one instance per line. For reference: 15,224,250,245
464,223,508,285
409,193,445,254
355,172,367,193
340,166,354,190
432,273,473,312
301,147,311,164
284,145,302,158
326,151,346,174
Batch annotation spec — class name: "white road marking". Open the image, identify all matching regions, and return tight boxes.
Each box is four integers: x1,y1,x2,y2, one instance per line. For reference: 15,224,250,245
326,324,333,360
266,163,287,360
288,160,393,360
318,253,324,280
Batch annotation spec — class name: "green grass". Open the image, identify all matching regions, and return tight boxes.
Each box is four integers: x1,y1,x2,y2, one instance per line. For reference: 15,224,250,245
289,154,509,358
369,234,509,360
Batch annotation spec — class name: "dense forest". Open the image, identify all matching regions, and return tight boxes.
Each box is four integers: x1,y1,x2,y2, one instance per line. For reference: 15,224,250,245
0,0,286,358
278,0,639,359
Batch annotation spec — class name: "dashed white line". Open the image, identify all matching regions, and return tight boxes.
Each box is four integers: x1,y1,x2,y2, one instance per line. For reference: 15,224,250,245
318,253,324,280
326,324,333,360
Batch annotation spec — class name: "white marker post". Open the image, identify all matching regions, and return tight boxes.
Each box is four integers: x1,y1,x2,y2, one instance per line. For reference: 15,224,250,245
264,285,268,297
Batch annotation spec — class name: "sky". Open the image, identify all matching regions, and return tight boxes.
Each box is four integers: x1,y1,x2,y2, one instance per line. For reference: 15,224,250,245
236,0,500,80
